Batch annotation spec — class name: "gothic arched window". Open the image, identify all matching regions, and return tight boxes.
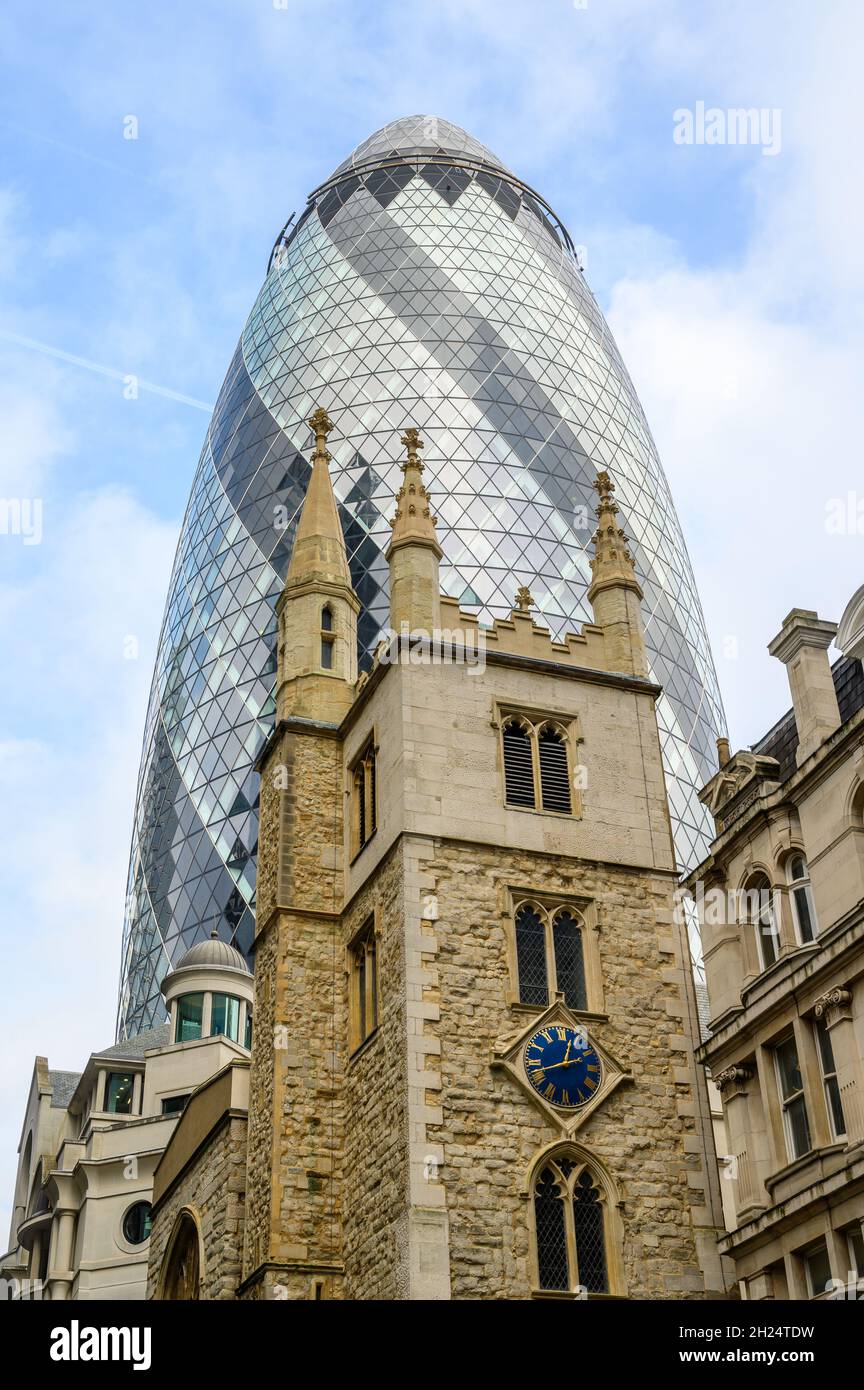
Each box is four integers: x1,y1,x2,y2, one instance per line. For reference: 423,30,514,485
501,714,577,816
532,1156,611,1295
513,901,591,1011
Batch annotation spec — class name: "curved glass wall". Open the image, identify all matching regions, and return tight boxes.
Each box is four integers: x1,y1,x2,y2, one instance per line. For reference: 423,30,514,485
117,115,725,1036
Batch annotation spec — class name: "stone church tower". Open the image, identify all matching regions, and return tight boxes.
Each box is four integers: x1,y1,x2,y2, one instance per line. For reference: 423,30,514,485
240,410,729,1300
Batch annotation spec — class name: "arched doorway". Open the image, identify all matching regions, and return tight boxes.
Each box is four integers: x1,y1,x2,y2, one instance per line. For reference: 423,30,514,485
159,1211,201,1300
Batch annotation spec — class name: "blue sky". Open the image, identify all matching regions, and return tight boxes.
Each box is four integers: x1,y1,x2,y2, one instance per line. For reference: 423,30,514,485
1,0,862,1226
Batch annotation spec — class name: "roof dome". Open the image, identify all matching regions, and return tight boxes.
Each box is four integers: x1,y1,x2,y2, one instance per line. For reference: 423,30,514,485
328,114,511,181
174,934,250,975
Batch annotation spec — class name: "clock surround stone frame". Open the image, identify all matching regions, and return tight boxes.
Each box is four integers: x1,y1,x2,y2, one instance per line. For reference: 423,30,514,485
492,998,631,1134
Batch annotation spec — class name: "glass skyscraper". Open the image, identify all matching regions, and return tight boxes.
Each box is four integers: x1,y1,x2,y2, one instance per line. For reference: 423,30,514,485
117,116,725,1037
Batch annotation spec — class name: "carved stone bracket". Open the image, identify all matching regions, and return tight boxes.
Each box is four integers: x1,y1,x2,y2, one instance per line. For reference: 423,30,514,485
715,1063,754,1096
814,987,853,1026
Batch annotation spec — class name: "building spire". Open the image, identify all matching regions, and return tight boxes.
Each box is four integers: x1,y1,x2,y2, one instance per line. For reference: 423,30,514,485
587,470,647,678
276,408,359,722
387,428,444,559
385,428,443,634
588,470,642,601
284,408,352,593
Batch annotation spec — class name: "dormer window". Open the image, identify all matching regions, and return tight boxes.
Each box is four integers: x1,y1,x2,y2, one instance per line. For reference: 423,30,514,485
321,605,334,670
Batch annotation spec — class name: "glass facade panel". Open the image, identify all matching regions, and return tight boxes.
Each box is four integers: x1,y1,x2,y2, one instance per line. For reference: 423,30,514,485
210,993,241,1042
105,1072,134,1115
175,993,204,1043
117,116,726,1036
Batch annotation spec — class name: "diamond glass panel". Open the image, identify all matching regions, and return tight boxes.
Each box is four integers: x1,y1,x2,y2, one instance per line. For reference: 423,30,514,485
552,911,587,1012
534,1168,569,1291
573,1171,608,1293
117,116,725,1036
515,904,548,1007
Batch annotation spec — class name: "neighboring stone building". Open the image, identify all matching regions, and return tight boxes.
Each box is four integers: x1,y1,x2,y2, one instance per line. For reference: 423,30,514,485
1,935,253,1300
687,590,864,1300
149,410,730,1300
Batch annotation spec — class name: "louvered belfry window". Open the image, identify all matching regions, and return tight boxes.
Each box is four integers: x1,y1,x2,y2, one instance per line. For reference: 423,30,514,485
538,724,572,813
501,711,576,816
502,719,536,807
533,1158,610,1294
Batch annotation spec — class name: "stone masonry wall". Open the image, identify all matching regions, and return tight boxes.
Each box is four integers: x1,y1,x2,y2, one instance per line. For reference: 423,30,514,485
242,726,347,1299
423,840,713,1299
147,1115,247,1300
340,841,411,1300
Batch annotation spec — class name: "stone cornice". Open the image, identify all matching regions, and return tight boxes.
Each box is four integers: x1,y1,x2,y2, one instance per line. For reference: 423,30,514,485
686,704,864,881
698,908,864,1064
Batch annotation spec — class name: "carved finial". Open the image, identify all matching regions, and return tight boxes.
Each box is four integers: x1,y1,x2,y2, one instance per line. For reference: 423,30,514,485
589,468,639,590
593,469,617,513
400,427,424,473
308,407,334,462
386,426,442,559
514,585,535,613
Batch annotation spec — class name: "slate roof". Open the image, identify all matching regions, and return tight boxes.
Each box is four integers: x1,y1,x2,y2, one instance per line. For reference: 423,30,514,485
752,655,864,782
49,1070,82,1108
93,1022,171,1062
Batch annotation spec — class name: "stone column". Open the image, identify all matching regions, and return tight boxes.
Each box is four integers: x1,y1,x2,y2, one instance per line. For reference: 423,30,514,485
28,1229,42,1280
716,1065,764,1218
132,1072,143,1116
815,988,862,1144
49,1209,76,1300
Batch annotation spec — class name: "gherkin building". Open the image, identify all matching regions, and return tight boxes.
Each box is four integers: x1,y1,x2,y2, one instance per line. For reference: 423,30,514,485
117,116,725,1037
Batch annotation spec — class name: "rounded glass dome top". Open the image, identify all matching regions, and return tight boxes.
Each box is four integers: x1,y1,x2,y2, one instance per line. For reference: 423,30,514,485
117,116,725,1037
328,114,513,181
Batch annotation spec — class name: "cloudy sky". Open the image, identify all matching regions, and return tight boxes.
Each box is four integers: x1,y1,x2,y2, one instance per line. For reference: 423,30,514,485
1,0,861,1229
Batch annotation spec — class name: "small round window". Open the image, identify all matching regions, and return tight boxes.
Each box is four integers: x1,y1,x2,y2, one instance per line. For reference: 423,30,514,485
123,1201,153,1245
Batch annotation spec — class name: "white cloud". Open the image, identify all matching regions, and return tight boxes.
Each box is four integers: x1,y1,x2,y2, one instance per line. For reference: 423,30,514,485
0,488,177,1229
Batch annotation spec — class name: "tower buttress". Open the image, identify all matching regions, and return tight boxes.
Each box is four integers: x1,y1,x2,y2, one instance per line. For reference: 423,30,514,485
588,470,648,678
386,428,443,635
276,408,359,724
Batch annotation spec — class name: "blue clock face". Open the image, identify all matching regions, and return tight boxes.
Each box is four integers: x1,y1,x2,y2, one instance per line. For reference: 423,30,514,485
524,1025,603,1109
